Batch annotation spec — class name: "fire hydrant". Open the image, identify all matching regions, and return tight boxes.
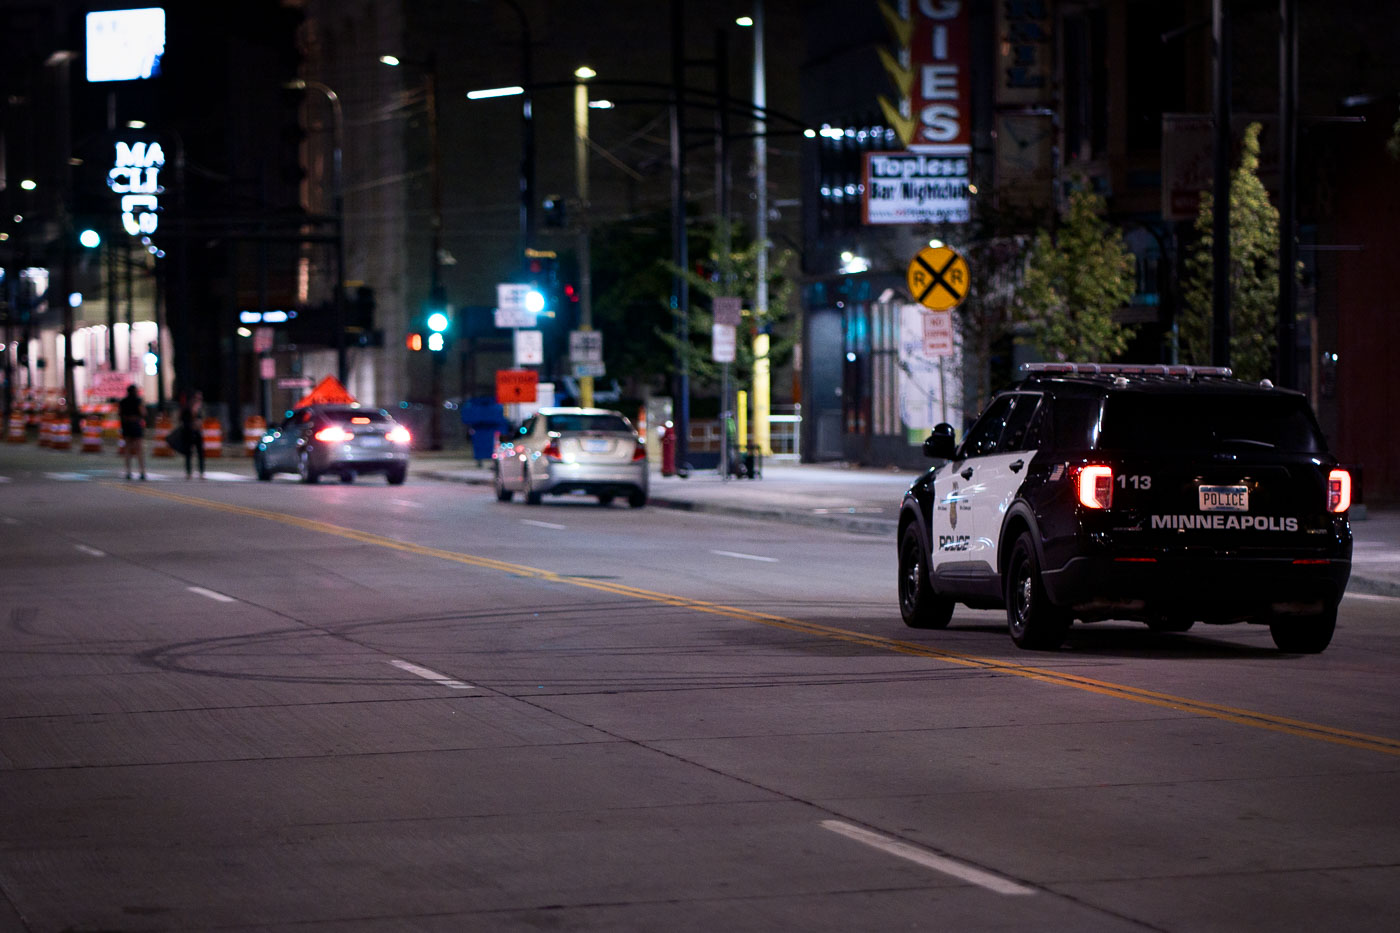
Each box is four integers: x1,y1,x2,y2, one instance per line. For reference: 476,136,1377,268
660,421,677,477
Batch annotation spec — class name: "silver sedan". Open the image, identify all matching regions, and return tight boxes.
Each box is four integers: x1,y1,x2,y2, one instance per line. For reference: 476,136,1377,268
255,404,411,484
493,407,648,507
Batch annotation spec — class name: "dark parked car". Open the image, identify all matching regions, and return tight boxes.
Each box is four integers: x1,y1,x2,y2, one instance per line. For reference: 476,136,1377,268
897,363,1353,652
255,404,411,484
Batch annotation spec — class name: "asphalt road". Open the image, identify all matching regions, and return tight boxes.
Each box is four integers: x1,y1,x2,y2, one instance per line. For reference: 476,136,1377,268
2,457,1398,931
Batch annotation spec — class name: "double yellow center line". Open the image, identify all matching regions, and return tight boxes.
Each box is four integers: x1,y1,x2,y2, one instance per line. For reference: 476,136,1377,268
121,483,1400,758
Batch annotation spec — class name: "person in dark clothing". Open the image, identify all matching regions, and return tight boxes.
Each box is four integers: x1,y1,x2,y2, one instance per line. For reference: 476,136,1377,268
179,391,205,479
118,384,147,480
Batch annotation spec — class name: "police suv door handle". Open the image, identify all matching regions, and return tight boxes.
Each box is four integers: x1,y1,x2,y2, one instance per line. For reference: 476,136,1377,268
1009,459,1024,473
960,467,974,480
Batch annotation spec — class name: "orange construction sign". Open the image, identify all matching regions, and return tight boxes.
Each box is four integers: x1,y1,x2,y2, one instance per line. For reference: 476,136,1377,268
496,369,539,404
293,376,358,408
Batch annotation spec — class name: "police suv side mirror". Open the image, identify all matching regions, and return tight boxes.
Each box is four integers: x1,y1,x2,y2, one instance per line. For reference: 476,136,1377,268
923,423,957,460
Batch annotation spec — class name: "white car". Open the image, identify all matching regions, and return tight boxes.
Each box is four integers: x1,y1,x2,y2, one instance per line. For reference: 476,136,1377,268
493,407,647,507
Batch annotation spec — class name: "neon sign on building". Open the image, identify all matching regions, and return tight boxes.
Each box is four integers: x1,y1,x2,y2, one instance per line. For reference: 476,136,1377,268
107,140,164,236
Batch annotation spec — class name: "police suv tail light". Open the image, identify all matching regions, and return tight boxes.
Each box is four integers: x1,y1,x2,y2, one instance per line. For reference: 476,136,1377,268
1327,468,1352,513
1076,465,1114,509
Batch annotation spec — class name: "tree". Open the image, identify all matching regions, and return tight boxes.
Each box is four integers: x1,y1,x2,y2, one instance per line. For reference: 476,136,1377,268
658,220,797,394
1015,184,1137,362
1179,121,1280,382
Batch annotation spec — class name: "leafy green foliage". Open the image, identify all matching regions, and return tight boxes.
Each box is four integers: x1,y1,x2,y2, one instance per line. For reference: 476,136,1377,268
1179,122,1280,382
657,220,797,393
1015,185,1137,361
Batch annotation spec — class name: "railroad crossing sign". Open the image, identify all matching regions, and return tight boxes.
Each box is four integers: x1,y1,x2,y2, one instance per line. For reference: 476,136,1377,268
907,245,970,311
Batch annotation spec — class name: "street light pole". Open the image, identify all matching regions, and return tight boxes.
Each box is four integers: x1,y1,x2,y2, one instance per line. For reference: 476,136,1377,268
289,79,347,386
575,66,594,409
749,0,771,458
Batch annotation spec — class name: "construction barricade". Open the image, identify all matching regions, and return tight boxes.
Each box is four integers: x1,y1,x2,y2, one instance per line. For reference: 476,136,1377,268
80,415,104,452
6,411,26,443
243,416,265,456
50,416,72,450
153,415,175,456
202,417,223,458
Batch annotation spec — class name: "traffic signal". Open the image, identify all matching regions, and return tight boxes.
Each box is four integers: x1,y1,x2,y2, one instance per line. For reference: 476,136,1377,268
423,286,451,351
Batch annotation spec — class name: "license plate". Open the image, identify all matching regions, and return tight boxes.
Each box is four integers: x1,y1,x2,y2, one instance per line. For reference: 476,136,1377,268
358,436,384,448
582,438,609,453
1199,484,1248,512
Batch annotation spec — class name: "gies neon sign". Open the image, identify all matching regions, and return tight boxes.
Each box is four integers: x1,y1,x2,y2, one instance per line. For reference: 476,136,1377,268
108,140,164,236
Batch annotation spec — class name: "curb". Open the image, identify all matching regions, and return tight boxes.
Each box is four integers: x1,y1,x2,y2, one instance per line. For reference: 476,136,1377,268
416,468,898,537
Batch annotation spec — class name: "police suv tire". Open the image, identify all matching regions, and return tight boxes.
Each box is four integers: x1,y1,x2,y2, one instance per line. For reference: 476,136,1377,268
1006,532,1070,650
899,525,954,629
1269,606,1337,654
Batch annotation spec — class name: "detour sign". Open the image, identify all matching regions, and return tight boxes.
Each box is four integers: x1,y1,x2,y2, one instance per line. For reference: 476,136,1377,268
907,245,970,311
495,369,539,404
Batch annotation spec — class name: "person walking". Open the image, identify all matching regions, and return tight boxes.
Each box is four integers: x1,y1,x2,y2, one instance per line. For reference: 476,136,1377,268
118,383,147,480
179,390,205,479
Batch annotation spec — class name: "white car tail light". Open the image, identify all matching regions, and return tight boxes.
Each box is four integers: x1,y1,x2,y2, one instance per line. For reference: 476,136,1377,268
1076,465,1114,509
1327,468,1352,513
542,441,562,461
387,426,411,445
632,442,647,461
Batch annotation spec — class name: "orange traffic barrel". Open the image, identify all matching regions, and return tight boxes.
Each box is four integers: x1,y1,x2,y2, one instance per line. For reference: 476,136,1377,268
202,417,223,458
80,416,103,452
153,415,175,456
243,416,265,456
6,412,26,443
51,417,72,450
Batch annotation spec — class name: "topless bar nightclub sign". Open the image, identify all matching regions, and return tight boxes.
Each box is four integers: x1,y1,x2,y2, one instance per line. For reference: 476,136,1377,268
868,0,972,225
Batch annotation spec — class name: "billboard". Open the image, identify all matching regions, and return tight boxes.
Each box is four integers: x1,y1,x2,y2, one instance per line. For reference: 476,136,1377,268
86,8,166,82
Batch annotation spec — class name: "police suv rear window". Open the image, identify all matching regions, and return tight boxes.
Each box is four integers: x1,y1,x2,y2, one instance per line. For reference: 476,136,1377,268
1097,394,1324,453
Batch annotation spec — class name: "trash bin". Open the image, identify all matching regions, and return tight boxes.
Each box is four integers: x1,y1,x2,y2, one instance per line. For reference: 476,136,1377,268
459,397,510,462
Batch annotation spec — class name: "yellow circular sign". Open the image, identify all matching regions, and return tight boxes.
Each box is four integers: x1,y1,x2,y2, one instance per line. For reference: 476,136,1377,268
907,245,970,311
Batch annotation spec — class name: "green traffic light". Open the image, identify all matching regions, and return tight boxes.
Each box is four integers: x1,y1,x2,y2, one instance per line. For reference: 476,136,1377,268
426,311,449,333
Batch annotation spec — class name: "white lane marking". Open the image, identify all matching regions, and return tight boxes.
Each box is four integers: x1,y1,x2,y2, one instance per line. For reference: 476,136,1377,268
389,659,474,690
0,476,11,483
820,820,1034,896
187,586,235,603
74,544,106,557
2,515,19,524
521,519,567,530
391,498,425,508
46,472,92,482
711,549,779,563
1347,592,1400,602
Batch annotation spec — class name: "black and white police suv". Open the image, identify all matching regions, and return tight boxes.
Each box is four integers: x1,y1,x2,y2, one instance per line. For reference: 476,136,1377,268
897,363,1354,653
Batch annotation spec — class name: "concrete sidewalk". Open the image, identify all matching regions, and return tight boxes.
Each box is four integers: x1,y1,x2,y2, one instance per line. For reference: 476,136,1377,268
413,451,1400,599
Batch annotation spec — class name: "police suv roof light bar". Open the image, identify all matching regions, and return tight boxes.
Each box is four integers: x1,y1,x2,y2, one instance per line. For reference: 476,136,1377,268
1020,363,1234,378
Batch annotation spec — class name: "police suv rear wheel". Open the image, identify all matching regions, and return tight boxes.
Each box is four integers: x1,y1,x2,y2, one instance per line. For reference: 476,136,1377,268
899,526,954,629
1269,606,1337,653
1006,532,1070,650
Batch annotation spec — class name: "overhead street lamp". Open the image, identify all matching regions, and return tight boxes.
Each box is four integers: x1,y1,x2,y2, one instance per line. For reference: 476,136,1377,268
464,0,536,269
286,78,348,385
382,53,446,448
574,65,595,409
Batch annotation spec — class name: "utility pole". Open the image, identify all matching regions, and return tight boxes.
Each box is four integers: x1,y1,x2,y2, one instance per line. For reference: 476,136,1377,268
1276,0,1298,388
751,0,771,457
1211,0,1232,369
